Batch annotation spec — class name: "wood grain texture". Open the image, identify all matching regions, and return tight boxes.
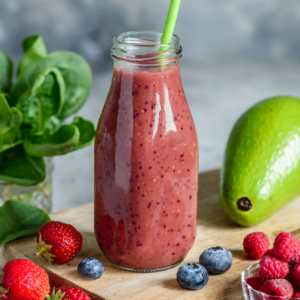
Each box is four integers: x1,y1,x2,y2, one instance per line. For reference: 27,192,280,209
1,169,300,299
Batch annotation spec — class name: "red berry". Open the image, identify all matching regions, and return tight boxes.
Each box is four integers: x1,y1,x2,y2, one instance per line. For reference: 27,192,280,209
55,287,90,300
259,281,277,295
35,221,83,264
243,232,270,259
0,259,50,300
246,276,264,291
293,291,300,298
273,232,300,262
267,279,293,298
259,255,289,279
293,254,300,265
263,249,274,257
260,279,294,297
293,264,300,286
285,265,294,283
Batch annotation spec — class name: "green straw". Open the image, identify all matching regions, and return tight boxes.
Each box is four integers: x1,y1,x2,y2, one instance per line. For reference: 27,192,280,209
160,0,182,52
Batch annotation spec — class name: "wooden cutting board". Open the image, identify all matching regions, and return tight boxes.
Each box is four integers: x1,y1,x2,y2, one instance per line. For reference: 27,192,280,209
1,169,300,300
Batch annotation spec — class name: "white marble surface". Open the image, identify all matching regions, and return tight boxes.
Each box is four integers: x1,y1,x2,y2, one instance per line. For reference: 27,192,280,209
52,59,300,212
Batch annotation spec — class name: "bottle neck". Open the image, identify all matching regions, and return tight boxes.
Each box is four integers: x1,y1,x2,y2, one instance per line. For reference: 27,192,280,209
111,31,182,68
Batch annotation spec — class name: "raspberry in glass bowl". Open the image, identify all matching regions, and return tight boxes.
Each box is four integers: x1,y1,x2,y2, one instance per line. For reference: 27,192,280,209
241,263,300,300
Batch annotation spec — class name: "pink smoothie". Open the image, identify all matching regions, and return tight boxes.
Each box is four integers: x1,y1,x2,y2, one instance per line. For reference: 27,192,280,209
94,64,198,270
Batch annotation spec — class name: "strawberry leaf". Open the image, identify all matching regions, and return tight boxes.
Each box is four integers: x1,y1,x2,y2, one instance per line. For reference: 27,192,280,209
35,232,56,264
0,200,51,246
46,288,67,300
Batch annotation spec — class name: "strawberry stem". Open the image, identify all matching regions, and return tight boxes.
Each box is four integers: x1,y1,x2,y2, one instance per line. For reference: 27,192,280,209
34,232,56,264
45,287,67,300
0,285,8,299
0,272,8,299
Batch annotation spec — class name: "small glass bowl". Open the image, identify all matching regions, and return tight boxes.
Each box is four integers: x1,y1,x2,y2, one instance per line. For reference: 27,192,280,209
241,263,299,300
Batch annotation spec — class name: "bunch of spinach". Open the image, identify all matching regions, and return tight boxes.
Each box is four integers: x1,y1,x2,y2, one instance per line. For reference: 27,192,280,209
0,35,95,186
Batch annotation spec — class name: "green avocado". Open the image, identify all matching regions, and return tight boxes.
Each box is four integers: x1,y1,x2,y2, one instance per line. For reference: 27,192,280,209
220,96,300,226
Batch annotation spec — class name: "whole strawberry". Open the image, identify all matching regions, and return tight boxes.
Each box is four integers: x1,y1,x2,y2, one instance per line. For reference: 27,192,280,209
46,287,91,300
0,259,50,300
35,221,83,264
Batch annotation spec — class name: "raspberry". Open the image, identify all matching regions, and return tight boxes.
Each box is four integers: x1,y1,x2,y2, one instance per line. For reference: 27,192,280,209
285,265,294,283
260,280,293,297
293,254,300,265
264,249,274,257
268,279,293,298
259,255,289,279
273,232,300,262
246,276,264,291
293,264,300,286
243,232,270,259
259,281,277,295
293,292,300,298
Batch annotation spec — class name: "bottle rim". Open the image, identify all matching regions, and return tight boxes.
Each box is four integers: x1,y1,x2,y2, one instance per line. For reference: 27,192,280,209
111,30,182,65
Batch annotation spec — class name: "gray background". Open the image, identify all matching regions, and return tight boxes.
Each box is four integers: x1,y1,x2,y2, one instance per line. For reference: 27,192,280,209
1,0,300,212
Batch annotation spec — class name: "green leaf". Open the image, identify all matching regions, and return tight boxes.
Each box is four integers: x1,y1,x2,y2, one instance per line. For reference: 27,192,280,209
24,124,80,157
0,94,12,126
32,67,65,117
16,67,65,132
17,35,47,76
0,50,13,93
10,107,23,128
46,288,66,300
0,200,51,246
0,145,45,186
4,93,19,107
0,140,23,153
12,51,92,118
7,107,23,141
0,95,23,128
16,96,41,132
0,95,23,149
44,115,61,134
72,116,95,150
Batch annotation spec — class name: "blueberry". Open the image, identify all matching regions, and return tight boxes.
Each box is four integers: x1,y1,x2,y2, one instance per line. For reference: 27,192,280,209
199,246,232,274
77,257,104,280
176,263,209,290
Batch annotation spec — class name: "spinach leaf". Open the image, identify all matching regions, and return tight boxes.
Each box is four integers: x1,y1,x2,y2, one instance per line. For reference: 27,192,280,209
5,93,19,108
0,200,51,246
16,96,41,132
12,51,92,119
16,67,65,132
72,116,95,150
0,95,23,148
17,35,47,76
0,95,23,128
7,108,23,142
24,124,80,157
10,107,23,128
32,67,65,118
44,115,61,134
0,50,13,92
0,94,12,126
0,145,45,186
0,141,23,153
